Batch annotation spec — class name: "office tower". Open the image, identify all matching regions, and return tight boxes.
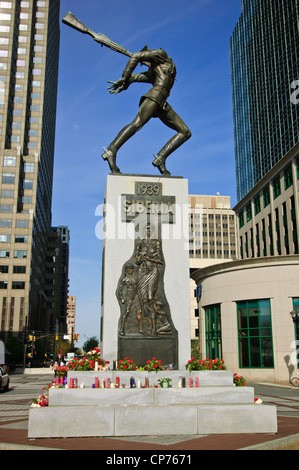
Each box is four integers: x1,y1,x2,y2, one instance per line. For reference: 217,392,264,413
57,226,70,328
66,295,76,338
188,194,238,340
230,0,299,202
0,0,60,342
189,194,237,262
46,226,70,335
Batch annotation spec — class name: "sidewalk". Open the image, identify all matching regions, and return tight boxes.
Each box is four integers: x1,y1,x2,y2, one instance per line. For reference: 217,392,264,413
0,416,299,450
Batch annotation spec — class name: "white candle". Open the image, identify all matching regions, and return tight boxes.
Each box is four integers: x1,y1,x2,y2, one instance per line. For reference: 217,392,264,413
137,380,141,388
95,361,98,371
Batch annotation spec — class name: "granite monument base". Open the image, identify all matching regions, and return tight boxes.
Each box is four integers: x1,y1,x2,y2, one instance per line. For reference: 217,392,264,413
28,370,277,439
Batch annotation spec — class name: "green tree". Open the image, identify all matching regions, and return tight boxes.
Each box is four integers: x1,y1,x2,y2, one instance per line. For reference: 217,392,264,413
83,336,99,352
191,339,200,360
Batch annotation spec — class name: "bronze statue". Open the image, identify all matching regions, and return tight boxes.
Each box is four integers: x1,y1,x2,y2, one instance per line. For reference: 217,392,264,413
103,47,191,175
62,12,191,176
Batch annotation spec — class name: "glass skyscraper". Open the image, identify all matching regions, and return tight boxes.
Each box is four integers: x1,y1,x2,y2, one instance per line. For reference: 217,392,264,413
0,0,61,344
230,0,299,202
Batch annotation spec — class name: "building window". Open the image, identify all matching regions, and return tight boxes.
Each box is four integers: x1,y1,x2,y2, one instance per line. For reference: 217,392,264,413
15,219,29,228
22,179,33,189
237,299,274,368
0,266,8,273
0,234,10,242
273,175,281,199
0,219,11,227
23,162,34,172
263,185,270,208
0,281,7,289
239,210,244,228
13,265,26,273
15,235,27,243
12,281,25,289
14,250,27,258
205,304,222,359
254,195,261,215
2,173,15,184
21,196,32,204
0,250,9,257
0,204,12,212
284,164,293,190
246,203,252,222
0,13,11,20
0,2,12,8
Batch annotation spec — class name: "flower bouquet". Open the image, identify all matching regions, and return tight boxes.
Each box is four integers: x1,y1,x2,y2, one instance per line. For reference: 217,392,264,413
31,385,50,407
233,373,246,386
143,357,164,372
86,347,101,361
185,357,226,372
68,347,109,371
55,365,69,377
117,357,138,371
68,357,94,371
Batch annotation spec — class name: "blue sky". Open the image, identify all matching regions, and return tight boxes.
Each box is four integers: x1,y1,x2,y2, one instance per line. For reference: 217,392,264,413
52,0,242,347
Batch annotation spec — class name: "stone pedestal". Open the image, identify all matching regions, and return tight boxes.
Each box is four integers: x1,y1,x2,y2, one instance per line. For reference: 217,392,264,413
101,174,190,369
28,371,278,438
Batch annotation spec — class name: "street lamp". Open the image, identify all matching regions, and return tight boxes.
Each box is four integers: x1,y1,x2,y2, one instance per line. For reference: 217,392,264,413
290,310,299,323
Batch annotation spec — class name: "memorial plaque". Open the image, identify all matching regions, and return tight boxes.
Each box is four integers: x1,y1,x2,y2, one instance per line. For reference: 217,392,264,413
117,181,178,368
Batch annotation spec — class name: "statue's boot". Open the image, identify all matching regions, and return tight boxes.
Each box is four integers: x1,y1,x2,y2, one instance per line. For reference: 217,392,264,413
152,154,171,176
101,147,121,174
152,128,191,176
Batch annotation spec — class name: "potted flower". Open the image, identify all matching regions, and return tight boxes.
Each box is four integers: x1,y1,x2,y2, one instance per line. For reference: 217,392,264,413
158,377,172,388
143,357,164,373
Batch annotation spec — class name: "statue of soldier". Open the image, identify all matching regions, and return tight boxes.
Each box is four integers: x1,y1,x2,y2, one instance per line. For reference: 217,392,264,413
102,47,191,175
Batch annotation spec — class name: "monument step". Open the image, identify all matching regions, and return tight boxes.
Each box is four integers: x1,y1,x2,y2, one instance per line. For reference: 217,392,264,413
67,369,234,387
49,385,254,407
28,402,277,438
